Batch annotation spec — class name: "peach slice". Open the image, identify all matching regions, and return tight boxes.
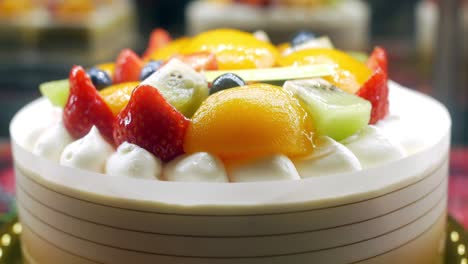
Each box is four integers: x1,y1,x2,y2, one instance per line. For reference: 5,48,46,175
184,84,314,159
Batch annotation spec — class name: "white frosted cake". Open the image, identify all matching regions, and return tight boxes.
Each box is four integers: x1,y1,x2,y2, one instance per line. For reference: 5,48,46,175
10,28,450,263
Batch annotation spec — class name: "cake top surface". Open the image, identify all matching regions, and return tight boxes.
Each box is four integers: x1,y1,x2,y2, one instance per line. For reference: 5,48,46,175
10,82,450,213
9,27,451,212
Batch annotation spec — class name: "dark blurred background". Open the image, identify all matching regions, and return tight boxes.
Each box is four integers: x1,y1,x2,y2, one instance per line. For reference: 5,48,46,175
0,0,466,144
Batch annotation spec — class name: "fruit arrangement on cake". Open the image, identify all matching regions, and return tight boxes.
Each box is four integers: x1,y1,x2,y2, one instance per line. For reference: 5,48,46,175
33,28,398,181
10,28,450,263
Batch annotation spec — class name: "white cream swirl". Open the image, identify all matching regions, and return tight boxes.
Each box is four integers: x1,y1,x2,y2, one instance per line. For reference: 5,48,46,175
294,136,361,178
342,125,406,168
60,126,114,173
164,152,228,182
229,155,300,182
33,121,73,162
106,142,162,180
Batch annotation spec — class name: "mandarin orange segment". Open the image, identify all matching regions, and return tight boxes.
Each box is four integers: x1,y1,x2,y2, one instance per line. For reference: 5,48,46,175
100,82,139,115
277,42,291,55
278,48,372,93
184,84,314,159
146,37,191,62
182,29,279,70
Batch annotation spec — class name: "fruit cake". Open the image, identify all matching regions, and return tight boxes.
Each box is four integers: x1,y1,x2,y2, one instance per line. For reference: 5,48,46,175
186,0,370,50
0,0,136,64
10,28,450,263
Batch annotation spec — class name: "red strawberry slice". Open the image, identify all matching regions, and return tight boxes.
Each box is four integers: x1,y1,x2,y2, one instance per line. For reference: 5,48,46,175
114,85,190,162
357,67,389,124
142,28,172,60
356,46,390,124
367,46,388,73
114,49,144,83
63,66,115,143
172,52,218,71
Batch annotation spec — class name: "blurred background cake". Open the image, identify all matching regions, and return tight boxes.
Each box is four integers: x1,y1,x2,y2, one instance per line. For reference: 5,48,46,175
415,0,468,59
187,0,370,51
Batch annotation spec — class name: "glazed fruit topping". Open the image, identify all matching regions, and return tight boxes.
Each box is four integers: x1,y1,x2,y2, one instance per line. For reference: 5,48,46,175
210,73,246,95
99,82,140,116
39,79,70,108
284,78,371,141
114,49,144,83
87,67,112,89
357,47,389,124
279,48,372,94
367,46,388,73
114,85,190,162
173,52,218,71
182,29,278,69
39,27,393,167
140,60,164,81
142,28,172,60
184,84,314,160
291,30,316,47
141,59,208,118
63,66,115,143
145,37,191,62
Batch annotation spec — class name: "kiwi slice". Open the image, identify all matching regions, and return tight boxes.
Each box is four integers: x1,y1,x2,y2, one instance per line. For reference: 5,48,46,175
141,59,208,118
284,79,371,141
39,79,70,108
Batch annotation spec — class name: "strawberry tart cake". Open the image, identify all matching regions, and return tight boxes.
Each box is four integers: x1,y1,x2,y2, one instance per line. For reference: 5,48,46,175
10,28,450,263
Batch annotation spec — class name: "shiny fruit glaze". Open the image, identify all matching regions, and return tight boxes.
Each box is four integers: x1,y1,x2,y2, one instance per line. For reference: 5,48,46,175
99,82,140,116
279,48,372,93
184,84,314,160
182,29,279,70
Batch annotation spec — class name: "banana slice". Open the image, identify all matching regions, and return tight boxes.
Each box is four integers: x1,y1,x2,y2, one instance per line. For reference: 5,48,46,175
293,136,362,178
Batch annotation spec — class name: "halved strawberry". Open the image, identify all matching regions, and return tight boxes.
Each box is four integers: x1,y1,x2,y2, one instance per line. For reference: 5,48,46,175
113,85,190,161
367,46,388,73
356,46,389,124
63,66,115,143
357,68,389,124
172,52,218,71
114,49,144,83
142,28,172,60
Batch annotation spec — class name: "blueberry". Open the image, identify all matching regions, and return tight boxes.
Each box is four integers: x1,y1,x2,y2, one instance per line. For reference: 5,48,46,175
87,67,112,89
140,60,164,81
210,73,246,95
291,31,316,47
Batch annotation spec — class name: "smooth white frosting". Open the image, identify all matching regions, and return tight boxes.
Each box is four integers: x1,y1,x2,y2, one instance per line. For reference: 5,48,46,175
106,142,162,180
294,136,361,178
342,125,406,168
229,154,301,182
60,126,114,173
32,121,73,162
164,152,228,182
